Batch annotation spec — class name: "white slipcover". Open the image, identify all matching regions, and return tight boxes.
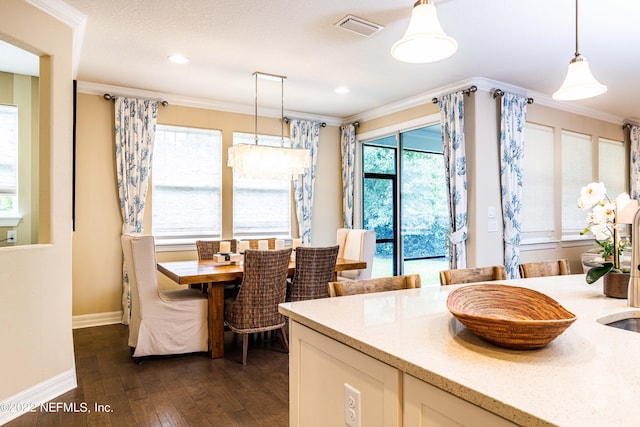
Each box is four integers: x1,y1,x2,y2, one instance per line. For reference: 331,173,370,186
122,234,208,357
336,228,376,281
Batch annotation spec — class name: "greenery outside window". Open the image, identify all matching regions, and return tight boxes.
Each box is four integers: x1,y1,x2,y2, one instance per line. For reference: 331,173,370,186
152,125,222,241
362,123,448,283
0,104,18,217
232,132,291,238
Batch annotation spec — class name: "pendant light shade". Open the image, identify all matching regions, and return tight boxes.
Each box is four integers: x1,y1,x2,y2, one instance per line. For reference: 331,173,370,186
227,72,310,180
552,0,606,101
391,0,457,64
552,56,607,101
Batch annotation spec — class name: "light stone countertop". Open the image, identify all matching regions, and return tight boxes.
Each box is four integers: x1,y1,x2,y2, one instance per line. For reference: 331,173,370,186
279,274,640,427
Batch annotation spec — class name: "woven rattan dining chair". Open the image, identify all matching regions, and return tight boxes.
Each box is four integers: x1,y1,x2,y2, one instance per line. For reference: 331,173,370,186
519,259,571,278
328,274,421,297
195,239,240,296
224,248,292,365
195,239,238,259
439,265,507,285
287,245,339,302
244,238,277,250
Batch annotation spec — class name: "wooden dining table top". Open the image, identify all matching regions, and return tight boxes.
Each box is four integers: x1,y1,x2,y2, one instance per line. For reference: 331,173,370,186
157,257,367,285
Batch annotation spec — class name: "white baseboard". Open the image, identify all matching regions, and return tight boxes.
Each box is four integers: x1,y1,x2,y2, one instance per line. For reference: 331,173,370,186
0,369,77,425
72,311,123,329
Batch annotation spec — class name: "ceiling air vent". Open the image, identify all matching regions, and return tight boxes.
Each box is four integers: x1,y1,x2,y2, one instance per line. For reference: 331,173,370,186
335,15,383,38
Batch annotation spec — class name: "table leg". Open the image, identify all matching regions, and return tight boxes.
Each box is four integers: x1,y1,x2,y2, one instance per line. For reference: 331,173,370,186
207,283,225,358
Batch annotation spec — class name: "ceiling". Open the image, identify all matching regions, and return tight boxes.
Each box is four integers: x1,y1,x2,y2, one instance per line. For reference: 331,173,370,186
10,0,640,124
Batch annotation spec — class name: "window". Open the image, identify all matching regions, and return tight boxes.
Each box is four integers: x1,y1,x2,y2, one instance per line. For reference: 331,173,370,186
0,105,18,216
561,130,593,236
521,123,554,240
232,132,291,238
521,123,627,244
152,125,222,239
598,137,625,198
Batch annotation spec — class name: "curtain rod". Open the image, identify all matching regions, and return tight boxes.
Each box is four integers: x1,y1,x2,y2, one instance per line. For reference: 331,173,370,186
283,116,327,127
431,85,477,104
623,123,635,130
492,89,534,104
103,93,169,107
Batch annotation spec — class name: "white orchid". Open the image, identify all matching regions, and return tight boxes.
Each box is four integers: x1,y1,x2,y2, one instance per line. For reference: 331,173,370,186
578,182,631,267
589,222,612,242
578,182,607,210
590,202,615,225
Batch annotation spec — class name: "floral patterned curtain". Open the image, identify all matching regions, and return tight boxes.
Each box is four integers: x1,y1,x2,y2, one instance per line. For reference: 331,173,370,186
500,93,528,279
115,97,158,324
439,92,468,269
291,120,321,245
630,125,640,200
340,124,356,229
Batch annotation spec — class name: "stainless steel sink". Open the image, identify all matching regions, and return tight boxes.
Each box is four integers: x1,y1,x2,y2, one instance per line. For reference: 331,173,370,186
598,311,640,333
606,318,640,332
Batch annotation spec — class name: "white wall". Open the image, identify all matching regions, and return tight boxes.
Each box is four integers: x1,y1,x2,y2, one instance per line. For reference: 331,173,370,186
464,89,504,267
0,0,76,422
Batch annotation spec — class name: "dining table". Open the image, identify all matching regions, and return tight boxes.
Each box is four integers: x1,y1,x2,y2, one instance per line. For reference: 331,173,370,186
157,256,367,358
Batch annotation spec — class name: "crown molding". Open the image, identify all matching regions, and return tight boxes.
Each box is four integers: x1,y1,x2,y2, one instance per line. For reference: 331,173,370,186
26,0,87,79
77,81,342,126
345,76,626,126
526,89,625,125
79,77,625,128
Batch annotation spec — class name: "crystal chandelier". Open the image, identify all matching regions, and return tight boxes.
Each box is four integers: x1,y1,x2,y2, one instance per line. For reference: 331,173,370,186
227,72,310,180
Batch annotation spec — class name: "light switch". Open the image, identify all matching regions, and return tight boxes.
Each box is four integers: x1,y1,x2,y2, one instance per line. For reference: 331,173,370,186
488,219,498,232
488,206,496,218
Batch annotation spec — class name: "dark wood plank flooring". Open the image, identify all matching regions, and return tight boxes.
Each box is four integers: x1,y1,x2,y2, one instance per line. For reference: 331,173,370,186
5,325,289,427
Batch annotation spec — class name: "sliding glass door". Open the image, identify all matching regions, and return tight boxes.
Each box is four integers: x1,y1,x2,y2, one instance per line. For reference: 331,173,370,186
362,124,449,284
363,136,397,277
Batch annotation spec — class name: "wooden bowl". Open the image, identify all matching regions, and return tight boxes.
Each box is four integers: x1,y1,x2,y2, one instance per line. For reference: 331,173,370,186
446,284,577,350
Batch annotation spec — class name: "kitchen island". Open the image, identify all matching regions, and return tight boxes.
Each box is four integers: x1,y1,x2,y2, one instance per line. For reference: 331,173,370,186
279,274,640,427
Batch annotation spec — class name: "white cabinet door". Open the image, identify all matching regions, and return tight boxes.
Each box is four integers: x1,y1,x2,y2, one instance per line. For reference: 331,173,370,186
403,374,518,427
289,321,401,427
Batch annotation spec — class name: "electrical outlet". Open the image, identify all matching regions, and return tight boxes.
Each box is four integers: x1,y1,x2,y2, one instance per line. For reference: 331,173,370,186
344,383,361,427
7,230,16,243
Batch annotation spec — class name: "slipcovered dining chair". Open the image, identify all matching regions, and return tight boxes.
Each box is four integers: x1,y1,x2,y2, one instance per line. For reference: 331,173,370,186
519,259,571,278
122,234,208,358
224,248,292,365
328,274,421,297
439,265,507,285
287,245,340,302
336,228,376,281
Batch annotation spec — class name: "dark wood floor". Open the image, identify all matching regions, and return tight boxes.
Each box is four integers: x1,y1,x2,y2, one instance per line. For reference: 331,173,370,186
6,325,289,427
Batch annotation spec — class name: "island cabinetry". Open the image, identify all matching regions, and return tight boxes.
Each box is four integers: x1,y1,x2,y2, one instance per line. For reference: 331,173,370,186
289,321,518,427
403,374,518,427
289,321,401,427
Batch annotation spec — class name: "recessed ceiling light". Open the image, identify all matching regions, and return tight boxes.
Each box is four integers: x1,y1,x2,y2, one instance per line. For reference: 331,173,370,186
335,86,349,94
168,55,189,64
